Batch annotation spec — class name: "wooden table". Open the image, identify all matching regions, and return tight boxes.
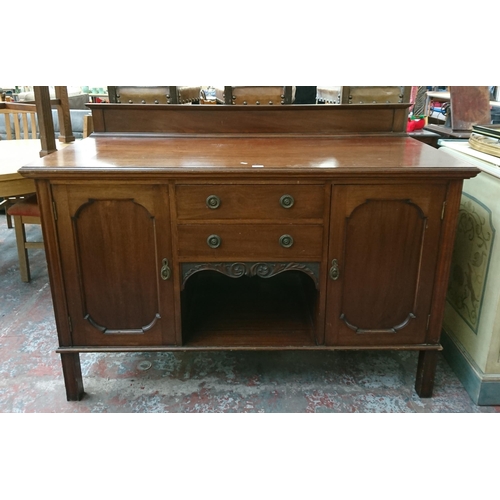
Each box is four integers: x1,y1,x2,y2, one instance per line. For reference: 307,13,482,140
0,140,41,197
20,104,480,402
0,139,71,197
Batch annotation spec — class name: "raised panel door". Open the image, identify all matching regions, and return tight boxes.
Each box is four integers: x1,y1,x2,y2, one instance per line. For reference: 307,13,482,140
326,184,447,346
52,184,176,347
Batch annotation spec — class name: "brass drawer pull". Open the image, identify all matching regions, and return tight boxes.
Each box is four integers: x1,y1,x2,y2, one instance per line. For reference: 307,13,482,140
207,234,222,249
280,194,295,209
279,234,294,248
329,259,339,280
160,258,171,280
206,195,221,209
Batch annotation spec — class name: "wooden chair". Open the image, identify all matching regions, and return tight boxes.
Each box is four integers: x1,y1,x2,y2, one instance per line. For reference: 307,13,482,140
341,86,411,104
1,194,27,229
3,89,83,282
223,86,293,105
0,101,38,140
108,86,202,104
0,102,40,227
6,194,42,282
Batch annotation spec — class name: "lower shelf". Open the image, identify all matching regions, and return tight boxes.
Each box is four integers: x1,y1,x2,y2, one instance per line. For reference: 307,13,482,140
182,270,318,347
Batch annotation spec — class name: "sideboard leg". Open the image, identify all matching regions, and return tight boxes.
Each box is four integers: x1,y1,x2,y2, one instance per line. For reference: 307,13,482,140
415,350,438,398
60,353,85,401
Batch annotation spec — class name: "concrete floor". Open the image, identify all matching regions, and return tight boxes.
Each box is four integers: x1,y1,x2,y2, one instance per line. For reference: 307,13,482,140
1,213,499,413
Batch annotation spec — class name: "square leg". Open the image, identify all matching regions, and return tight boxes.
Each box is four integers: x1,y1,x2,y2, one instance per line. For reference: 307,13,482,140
415,350,439,398
60,353,85,401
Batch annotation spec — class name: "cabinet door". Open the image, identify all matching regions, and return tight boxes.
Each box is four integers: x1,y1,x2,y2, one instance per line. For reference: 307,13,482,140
52,185,176,347
326,184,447,346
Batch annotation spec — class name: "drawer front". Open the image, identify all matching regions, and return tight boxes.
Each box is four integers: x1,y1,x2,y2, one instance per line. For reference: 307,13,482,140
177,224,324,260
176,184,325,220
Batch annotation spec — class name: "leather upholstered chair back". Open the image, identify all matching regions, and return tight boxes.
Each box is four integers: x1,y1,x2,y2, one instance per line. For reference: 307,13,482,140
223,86,294,105
108,86,178,104
108,86,202,105
341,86,411,104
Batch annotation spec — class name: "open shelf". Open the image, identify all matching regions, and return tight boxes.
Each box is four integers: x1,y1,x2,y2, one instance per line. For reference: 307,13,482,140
181,270,318,347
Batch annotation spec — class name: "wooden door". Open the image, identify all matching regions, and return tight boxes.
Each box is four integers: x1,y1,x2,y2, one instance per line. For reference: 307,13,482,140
325,183,447,346
52,184,176,347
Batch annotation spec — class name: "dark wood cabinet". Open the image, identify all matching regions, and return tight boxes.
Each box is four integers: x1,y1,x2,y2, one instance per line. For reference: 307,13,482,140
326,183,447,347
52,184,176,347
20,104,479,401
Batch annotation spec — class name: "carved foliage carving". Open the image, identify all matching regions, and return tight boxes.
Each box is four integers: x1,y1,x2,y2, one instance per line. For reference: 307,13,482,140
181,262,320,290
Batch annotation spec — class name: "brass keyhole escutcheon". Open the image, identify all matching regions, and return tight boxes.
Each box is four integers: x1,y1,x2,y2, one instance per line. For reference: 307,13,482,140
206,195,221,209
279,234,294,248
207,234,222,249
160,258,171,280
280,194,295,209
329,259,339,280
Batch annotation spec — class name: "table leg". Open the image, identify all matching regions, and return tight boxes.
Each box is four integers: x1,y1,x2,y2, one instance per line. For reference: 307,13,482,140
415,350,438,398
60,353,85,401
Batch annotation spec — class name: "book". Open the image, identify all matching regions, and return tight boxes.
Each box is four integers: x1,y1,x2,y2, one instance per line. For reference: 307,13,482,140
471,124,500,140
469,132,500,158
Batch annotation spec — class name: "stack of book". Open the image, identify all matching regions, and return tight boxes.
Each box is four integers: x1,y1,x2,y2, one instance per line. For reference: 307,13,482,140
469,124,500,158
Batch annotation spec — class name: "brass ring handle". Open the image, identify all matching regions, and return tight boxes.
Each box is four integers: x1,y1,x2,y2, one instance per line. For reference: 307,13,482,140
279,234,294,248
329,259,339,280
206,195,221,209
207,234,222,249
160,258,171,280
280,194,295,209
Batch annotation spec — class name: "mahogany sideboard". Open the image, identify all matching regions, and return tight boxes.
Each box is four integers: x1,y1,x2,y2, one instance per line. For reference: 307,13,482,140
20,104,480,401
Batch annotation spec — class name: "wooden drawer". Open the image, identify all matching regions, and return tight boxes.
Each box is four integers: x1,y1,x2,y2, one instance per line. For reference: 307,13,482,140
176,184,325,220
177,224,324,260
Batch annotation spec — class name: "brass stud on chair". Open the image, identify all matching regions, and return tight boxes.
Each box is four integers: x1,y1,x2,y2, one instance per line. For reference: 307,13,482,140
141,99,146,104
280,94,284,98
256,101,260,105
154,100,159,104
116,94,120,98
166,94,170,98
243,101,247,105
269,101,273,105
128,100,133,103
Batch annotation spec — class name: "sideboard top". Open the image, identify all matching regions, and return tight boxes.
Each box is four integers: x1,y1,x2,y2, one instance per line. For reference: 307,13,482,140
21,135,480,181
